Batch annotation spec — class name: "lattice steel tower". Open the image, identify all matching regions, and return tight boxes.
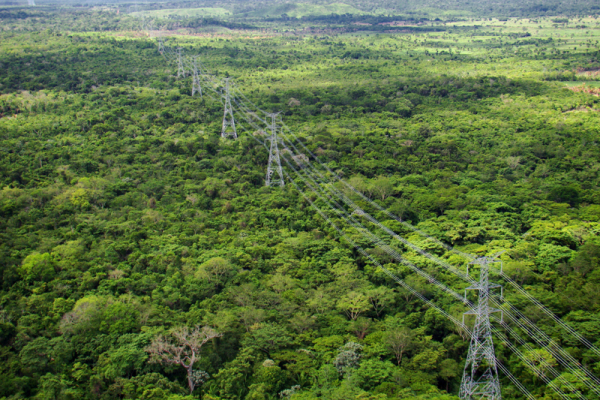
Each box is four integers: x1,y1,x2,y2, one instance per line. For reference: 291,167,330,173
191,57,202,98
460,256,503,400
221,78,237,139
176,47,185,78
266,113,284,187
158,38,164,56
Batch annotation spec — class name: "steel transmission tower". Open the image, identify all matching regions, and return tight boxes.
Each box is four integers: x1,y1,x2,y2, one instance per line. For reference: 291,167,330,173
265,113,284,187
221,78,237,139
158,38,164,56
191,57,202,98
460,256,503,400
176,48,185,78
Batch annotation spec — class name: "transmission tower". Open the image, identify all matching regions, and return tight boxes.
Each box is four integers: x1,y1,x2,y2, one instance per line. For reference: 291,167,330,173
221,78,237,139
266,113,284,187
158,38,164,56
460,256,503,400
191,57,202,98
176,48,185,78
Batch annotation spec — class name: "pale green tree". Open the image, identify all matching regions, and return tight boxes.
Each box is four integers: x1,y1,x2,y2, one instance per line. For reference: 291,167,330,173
337,291,370,320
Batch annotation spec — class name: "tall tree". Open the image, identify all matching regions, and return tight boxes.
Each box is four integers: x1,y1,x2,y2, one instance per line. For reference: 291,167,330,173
386,327,413,366
145,326,222,393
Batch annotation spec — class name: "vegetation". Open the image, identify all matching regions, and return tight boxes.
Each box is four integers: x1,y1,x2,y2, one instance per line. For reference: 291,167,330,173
0,1,600,399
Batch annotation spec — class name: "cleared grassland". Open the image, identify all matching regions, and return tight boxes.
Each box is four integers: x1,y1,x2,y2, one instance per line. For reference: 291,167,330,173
130,7,231,19
244,2,371,18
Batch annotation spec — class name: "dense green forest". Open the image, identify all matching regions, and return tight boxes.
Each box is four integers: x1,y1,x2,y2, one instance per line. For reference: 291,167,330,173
1,1,600,399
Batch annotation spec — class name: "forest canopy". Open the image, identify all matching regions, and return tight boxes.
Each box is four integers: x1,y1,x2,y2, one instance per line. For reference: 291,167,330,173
1,1,600,399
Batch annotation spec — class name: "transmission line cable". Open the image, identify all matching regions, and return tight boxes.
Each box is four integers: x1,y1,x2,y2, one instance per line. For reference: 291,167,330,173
493,328,576,400
490,296,600,394
234,97,564,400
276,142,544,400
152,46,600,394
496,360,536,400
278,121,475,260
490,314,590,399
237,107,569,399
274,124,600,396
275,121,600,365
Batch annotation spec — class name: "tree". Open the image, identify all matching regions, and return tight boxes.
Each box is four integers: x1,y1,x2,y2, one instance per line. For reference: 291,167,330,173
337,291,370,320
349,317,372,340
20,337,52,373
521,349,557,383
34,373,76,400
244,323,292,357
371,176,394,201
214,347,257,399
239,307,267,332
348,175,368,196
307,287,335,315
549,372,590,400
571,243,600,277
267,273,297,293
366,286,395,317
289,312,316,333
439,359,460,392
386,327,413,365
548,186,580,206
145,326,222,393
20,252,55,283
246,360,288,399
333,342,363,377
355,358,396,391
313,335,345,363
535,244,574,272
195,257,236,287
4,14,600,400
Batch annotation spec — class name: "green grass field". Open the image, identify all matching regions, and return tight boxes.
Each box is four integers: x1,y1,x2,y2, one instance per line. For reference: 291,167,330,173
564,81,600,87
130,7,231,19
130,2,373,20
244,2,372,18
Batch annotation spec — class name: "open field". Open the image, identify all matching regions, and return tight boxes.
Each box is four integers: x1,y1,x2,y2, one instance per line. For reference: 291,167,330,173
244,2,372,18
130,7,232,19
564,81,600,87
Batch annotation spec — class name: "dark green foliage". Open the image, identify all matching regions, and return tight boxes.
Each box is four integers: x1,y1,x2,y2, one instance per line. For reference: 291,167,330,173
548,185,580,206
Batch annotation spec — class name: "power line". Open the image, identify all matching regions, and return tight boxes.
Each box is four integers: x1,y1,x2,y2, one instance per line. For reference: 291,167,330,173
270,120,600,395
270,122,596,398
235,101,574,400
138,27,600,399
276,119,600,362
275,123,599,397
